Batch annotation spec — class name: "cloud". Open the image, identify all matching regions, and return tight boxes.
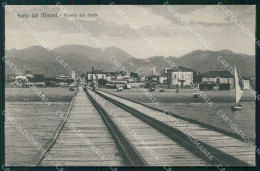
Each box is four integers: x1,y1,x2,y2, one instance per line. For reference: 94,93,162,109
5,5,256,58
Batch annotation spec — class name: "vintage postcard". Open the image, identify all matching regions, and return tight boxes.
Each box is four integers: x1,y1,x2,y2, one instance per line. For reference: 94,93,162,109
2,3,257,168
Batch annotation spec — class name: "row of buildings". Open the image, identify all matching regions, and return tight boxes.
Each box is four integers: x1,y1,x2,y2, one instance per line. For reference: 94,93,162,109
5,66,254,91
6,73,76,88
86,66,254,90
85,70,141,89
163,67,252,90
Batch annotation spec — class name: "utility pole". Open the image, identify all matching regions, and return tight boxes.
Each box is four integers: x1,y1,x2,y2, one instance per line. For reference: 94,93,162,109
159,65,164,88
92,67,94,90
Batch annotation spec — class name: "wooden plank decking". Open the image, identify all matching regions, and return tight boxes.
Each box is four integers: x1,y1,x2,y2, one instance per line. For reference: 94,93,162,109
90,91,207,166
41,87,124,166
97,90,255,166
20,87,255,166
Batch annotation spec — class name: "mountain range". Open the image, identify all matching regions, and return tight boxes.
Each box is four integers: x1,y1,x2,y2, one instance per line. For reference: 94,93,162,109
5,45,255,77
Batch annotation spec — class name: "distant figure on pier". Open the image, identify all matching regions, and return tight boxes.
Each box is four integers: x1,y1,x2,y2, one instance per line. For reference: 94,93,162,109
176,84,180,93
41,93,45,102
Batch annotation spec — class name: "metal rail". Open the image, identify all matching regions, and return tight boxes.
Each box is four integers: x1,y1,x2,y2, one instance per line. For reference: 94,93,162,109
85,89,147,166
99,90,253,143
95,90,251,166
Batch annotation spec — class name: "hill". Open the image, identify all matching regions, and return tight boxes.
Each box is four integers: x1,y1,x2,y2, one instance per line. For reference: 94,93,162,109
54,45,134,63
123,50,255,77
5,45,255,77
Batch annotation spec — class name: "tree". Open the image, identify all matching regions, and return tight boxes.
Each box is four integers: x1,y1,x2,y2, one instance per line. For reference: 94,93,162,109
98,79,106,86
130,72,139,78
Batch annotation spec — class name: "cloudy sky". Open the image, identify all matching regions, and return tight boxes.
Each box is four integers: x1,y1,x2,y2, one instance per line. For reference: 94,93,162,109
5,5,255,58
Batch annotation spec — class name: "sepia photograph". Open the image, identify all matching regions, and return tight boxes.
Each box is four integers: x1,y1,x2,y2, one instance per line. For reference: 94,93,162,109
2,2,257,168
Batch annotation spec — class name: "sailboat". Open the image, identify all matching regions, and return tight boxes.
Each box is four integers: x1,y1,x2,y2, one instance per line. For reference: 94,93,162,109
231,66,243,111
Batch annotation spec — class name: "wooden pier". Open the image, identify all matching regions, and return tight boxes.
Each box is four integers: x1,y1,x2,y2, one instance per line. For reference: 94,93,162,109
40,87,124,166
36,87,255,166
96,90,255,166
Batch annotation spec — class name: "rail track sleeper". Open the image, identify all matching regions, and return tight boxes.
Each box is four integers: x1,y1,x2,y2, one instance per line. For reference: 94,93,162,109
86,89,147,166
95,90,251,166
99,90,253,143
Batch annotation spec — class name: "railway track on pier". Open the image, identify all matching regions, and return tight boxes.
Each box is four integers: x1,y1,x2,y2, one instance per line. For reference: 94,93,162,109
37,87,254,166
86,89,147,166
86,89,207,166
86,89,254,166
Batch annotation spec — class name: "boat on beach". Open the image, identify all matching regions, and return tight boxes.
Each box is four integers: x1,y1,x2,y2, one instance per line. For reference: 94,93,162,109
193,92,200,99
117,85,123,91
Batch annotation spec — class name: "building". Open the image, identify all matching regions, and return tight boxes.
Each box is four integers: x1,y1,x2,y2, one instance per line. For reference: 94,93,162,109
25,74,34,79
167,66,195,88
200,71,234,88
29,74,45,82
106,72,116,81
6,74,16,79
161,68,172,75
59,82,68,87
116,74,125,80
241,77,251,90
5,74,16,87
242,80,250,89
160,68,170,84
105,72,125,81
87,70,106,81
106,80,128,88
144,80,161,89
146,75,167,84
25,74,46,87
56,74,72,80
45,79,59,87
15,75,27,81
139,76,146,82
146,75,160,82
71,71,76,80
159,76,167,84
52,74,75,86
